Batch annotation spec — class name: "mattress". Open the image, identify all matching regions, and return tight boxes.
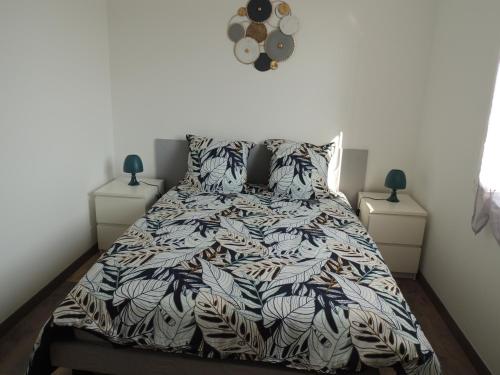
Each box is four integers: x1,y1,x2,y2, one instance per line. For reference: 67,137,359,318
28,184,440,374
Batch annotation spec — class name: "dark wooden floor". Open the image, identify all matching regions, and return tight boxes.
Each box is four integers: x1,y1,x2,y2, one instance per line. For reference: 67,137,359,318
395,279,478,375
0,256,478,375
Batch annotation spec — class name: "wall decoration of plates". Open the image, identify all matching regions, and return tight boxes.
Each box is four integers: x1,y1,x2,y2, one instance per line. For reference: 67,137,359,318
227,0,299,72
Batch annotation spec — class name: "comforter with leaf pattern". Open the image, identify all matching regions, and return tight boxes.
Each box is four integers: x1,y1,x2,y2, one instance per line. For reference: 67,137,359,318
28,185,440,374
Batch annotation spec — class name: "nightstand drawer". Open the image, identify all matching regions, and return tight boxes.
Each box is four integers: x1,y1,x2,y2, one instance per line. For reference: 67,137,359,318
97,224,129,251
368,214,426,246
95,196,146,225
378,244,421,274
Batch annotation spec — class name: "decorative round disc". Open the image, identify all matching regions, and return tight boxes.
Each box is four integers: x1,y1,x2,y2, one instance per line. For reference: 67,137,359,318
237,7,247,17
234,37,260,64
264,30,294,61
265,3,280,28
228,0,298,71
254,53,272,71
277,2,291,16
279,15,299,35
228,23,246,43
246,22,267,43
229,15,249,25
247,0,272,23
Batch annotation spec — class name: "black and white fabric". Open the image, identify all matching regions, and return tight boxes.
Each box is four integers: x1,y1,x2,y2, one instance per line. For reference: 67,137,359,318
265,139,337,200
182,134,255,193
28,183,440,375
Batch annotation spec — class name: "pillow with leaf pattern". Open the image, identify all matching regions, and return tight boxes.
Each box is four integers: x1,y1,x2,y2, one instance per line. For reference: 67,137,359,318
181,134,255,193
265,139,338,199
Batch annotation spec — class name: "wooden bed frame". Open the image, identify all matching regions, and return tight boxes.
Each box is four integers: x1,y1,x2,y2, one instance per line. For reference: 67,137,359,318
49,140,373,375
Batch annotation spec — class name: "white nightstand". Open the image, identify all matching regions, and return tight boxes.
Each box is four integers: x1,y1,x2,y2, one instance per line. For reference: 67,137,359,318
94,177,165,251
358,192,427,279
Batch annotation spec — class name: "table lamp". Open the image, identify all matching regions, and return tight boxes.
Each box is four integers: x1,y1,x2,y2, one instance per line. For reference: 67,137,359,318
123,154,143,186
385,169,406,202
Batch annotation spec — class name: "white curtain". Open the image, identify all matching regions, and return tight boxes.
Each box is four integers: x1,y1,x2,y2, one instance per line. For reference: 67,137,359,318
472,187,500,244
472,62,500,244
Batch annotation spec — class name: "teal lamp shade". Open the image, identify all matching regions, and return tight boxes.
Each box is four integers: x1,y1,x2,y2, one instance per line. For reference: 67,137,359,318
384,169,406,202
123,154,143,186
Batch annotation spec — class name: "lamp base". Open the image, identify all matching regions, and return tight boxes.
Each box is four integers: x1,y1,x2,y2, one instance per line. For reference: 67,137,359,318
128,173,140,186
387,189,399,203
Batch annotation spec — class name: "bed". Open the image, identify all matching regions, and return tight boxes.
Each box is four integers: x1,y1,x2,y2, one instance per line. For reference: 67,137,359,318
27,141,440,375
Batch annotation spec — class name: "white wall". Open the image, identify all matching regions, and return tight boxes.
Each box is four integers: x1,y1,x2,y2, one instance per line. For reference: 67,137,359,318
414,0,500,373
0,0,114,322
107,0,436,191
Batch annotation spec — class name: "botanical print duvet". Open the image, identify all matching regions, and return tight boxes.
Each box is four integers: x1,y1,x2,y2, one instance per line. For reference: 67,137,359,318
28,184,440,374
